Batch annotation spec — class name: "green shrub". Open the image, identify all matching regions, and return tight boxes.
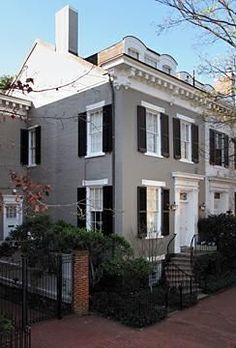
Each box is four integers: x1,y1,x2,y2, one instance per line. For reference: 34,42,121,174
96,257,151,292
203,271,236,293
198,214,236,265
0,315,13,336
91,290,167,328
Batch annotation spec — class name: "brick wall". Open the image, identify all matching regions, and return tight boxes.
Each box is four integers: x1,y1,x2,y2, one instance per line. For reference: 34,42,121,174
72,250,89,316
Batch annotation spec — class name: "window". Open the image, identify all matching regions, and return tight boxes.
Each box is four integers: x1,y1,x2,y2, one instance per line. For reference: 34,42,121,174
173,117,199,163
146,110,160,155
209,129,229,167
6,205,17,219
78,104,112,157
20,126,41,166
88,109,103,155
137,104,169,158
29,128,36,166
147,187,161,237
162,65,171,74
145,55,157,68
181,121,191,161
128,48,139,60
88,187,103,232
77,185,113,234
137,185,170,238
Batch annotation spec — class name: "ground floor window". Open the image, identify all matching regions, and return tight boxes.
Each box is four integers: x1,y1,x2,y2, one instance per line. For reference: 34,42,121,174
87,187,103,232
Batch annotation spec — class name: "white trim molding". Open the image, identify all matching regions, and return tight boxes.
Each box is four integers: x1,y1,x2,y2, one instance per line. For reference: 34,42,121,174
177,113,195,124
172,172,204,181
142,179,166,187
86,100,105,111
82,178,108,187
141,101,165,113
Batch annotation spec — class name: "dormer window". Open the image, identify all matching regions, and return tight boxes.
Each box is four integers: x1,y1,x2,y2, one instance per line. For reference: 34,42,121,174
162,65,171,74
128,48,139,60
145,55,157,68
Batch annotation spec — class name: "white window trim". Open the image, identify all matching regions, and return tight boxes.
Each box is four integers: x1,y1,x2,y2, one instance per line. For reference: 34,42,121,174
145,152,164,159
86,107,104,157
82,179,108,187
143,103,164,157
142,179,166,187
146,187,162,239
177,113,195,124
141,179,166,240
86,101,105,111
180,120,192,162
28,127,37,167
141,101,165,114
86,186,103,231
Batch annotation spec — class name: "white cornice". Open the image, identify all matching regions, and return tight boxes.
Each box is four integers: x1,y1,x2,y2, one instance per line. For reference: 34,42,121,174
172,172,205,181
103,55,232,114
0,93,31,110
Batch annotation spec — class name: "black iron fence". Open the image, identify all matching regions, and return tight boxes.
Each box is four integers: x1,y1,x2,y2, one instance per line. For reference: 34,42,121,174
0,253,73,327
0,326,31,348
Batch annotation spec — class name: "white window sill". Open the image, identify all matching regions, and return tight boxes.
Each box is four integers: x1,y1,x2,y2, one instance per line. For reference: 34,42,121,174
27,164,37,168
145,234,164,240
179,158,194,164
85,152,105,159
145,152,163,159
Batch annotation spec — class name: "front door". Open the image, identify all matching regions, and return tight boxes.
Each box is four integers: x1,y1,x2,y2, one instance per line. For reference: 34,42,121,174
3,196,23,240
179,191,193,248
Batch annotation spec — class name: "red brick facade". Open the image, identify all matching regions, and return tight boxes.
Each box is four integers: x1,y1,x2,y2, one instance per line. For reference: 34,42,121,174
72,250,89,315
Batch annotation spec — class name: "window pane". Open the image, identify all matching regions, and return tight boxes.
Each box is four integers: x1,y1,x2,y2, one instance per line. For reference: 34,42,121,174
147,187,159,235
89,110,102,153
146,111,159,154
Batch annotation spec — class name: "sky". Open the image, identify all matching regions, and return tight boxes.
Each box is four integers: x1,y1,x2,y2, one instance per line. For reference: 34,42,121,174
0,0,225,84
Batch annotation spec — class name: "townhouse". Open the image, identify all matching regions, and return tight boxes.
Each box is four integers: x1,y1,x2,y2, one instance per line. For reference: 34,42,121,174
5,6,236,256
0,93,31,240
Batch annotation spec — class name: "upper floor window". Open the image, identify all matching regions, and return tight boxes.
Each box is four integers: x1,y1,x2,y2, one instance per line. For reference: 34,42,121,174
181,121,191,161
173,117,199,163
78,103,112,158
146,109,160,155
137,103,169,158
88,109,103,155
20,126,41,166
128,48,139,60
162,65,172,74
145,55,157,68
209,129,229,167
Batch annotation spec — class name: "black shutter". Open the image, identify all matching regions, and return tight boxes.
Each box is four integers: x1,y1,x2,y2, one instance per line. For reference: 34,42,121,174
103,104,113,153
35,126,41,165
77,187,86,228
224,134,229,168
173,118,181,159
161,189,170,236
78,112,87,157
102,186,113,235
191,124,199,163
161,113,169,157
20,129,29,165
209,129,215,165
137,105,146,153
137,186,147,237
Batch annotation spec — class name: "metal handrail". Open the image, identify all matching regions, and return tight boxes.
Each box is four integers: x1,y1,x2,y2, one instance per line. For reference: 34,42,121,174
190,234,198,266
166,233,176,259
166,260,192,279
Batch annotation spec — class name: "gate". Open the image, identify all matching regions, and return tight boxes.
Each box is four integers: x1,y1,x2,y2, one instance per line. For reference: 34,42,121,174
0,253,73,327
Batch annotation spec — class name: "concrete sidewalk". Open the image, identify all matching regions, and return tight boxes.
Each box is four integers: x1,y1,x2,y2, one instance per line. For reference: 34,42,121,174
32,287,236,348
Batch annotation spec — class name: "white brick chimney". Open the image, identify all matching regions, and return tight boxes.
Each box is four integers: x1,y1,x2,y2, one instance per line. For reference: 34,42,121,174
55,5,78,55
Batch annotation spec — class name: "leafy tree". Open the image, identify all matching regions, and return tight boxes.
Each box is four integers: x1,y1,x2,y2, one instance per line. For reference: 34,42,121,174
0,75,13,93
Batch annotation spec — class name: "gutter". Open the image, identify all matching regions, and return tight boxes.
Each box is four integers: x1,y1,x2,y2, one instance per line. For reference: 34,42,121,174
109,74,116,234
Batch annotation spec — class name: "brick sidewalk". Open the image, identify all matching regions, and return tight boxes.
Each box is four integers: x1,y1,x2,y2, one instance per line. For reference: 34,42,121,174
32,287,236,348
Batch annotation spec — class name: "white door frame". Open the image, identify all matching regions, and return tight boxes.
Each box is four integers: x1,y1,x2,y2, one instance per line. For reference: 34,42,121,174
172,172,204,253
3,195,23,240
